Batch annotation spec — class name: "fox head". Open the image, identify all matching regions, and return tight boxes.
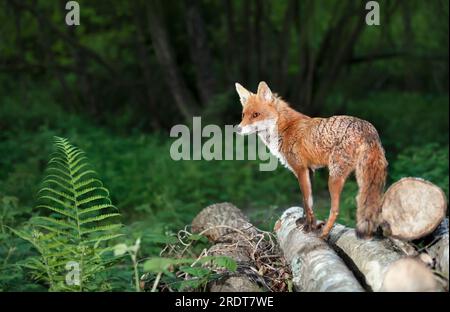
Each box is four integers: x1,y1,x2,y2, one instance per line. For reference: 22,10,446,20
235,81,278,135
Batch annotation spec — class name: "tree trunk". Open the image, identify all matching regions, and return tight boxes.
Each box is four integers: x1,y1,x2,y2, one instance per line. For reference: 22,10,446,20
132,1,160,129
185,1,218,107
381,177,447,241
275,207,364,292
147,1,198,121
253,0,263,79
241,0,252,84
224,0,237,83
312,2,366,112
275,0,296,91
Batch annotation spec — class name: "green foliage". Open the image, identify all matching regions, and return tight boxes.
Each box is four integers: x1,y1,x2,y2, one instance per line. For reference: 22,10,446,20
113,238,141,292
390,143,449,198
12,137,123,291
324,92,449,155
143,255,237,292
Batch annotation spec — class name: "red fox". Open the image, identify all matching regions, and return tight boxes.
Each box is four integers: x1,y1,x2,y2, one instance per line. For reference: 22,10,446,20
235,81,388,239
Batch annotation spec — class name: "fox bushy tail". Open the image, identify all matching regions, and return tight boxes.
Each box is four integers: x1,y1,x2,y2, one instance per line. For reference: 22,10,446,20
355,142,388,238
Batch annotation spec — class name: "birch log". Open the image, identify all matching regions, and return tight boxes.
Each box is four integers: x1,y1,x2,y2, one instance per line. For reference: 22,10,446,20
274,207,364,292
328,223,442,291
381,177,447,240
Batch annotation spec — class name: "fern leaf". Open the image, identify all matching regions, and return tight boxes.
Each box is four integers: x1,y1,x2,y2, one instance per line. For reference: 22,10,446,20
85,233,124,245
69,156,89,170
37,195,75,211
33,216,78,231
73,170,97,183
33,224,74,237
38,188,75,202
74,178,103,191
79,213,121,225
44,174,73,188
78,204,117,215
71,162,90,176
81,224,122,235
42,178,74,195
36,205,76,219
47,167,72,181
77,195,111,207
76,186,110,198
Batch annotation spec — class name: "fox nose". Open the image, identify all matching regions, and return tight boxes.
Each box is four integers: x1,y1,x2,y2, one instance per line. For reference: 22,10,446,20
236,126,242,134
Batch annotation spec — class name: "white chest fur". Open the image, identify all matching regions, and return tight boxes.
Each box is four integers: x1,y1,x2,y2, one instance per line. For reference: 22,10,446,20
257,124,295,174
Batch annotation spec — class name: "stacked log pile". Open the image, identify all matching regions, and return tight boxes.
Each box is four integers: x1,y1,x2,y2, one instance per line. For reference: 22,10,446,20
191,178,448,292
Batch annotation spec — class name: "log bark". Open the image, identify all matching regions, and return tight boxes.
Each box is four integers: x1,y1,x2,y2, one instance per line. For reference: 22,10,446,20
327,222,443,291
191,203,263,292
427,233,449,281
381,177,447,240
274,207,364,292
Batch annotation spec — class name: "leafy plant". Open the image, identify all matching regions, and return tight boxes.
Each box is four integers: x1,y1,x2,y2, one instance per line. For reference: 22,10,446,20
142,255,237,292
113,238,142,292
12,137,123,291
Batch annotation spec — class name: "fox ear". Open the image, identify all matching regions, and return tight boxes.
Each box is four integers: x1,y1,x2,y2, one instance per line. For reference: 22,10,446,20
257,81,273,102
235,82,252,106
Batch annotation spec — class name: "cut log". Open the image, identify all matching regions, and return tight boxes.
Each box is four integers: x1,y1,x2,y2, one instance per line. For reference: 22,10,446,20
192,203,271,292
328,222,443,291
381,177,447,240
192,202,259,241
274,207,364,292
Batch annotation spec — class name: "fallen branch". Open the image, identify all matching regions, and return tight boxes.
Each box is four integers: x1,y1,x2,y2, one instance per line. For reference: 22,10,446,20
274,207,364,292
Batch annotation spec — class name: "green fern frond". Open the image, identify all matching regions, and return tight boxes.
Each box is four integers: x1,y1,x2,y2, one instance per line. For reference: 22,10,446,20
13,136,123,291
36,137,122,242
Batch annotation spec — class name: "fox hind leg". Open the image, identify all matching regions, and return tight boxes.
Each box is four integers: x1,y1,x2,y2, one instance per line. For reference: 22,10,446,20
320,156,352,239
320,174,348,238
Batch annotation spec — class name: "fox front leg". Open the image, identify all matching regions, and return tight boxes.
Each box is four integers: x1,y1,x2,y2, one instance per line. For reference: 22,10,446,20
295,168,316,232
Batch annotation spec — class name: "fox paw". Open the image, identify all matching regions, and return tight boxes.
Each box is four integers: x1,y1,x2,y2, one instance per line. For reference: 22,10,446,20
317,223,331,239
295,217,315,232
295,217,307,227
379,221,392,237
356,219,375,239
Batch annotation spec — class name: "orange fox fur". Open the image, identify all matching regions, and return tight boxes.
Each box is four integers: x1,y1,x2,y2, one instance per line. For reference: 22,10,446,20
235,81,388,238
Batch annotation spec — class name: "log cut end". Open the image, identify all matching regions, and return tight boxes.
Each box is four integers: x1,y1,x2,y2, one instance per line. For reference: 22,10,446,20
191,202,256,241
381,258,442,292
381,177,447,240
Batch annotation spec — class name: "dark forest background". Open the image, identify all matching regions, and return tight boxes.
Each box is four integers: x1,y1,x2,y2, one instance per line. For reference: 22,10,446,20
0,0,448,291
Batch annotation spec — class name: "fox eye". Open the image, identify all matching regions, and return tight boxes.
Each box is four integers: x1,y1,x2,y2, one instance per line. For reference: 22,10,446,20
242,112,245,119
252,112,260,118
